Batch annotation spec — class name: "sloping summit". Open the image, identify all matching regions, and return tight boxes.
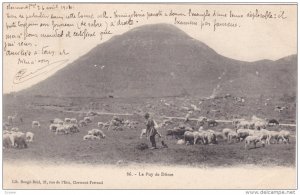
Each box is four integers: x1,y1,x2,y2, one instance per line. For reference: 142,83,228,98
19,23,297,98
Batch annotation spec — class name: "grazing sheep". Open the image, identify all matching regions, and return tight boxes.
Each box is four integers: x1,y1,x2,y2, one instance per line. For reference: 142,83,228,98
214,131,224,141
11,127,19,132
25,132,34,142
176,139,186,145
237,120,252,129
278,130,290,144
267,131,281,144
205,130,218,144
237,129,250,141
140,129,147,139
248,129,261,136
8,131,21,147
232,118,246,128
83,134,100,141
184,131,196,145
98,122,105,128
254,120,267,130
67,124,80,133
88,129,106,138
207,120,218,127
55,125,69,135
193,131,207,145
98,122,110,128
49,124,60,132
52,118,64,125
197,117,207,126
84,116,93,123
78,120,87,127
268,119,279,126
32,121,41,128
3,134,12,149
122,120,137,129
256,129,271,144
9,132,27,149
64,118,71,123
166,127,189,139
70,118,78,124
14,135,28,149
245,135,265,150
222,128,235,140
56,123,79,134
227,131,238,143
87,111,98,116
251,116,267,130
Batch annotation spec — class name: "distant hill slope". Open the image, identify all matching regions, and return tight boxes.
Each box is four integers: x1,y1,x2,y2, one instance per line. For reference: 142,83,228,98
19,23,297,98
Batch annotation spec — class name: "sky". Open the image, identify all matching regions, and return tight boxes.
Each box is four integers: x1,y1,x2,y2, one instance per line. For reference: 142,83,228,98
3,3,297,93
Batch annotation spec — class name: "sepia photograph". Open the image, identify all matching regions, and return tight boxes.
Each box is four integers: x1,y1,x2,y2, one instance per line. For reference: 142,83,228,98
2,2,297,190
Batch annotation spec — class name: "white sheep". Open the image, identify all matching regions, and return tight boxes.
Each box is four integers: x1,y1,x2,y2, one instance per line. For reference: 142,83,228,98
70,118,78,124
197,116,207,126
205,130,217,144
32,121,41,128
10,131,27,148
83,134,101,141
267,131,281,144
254,120,267,130
64,118,71,123
3,134,12,149
227,131,238,143
248,129,261,136
278,130,290,144
140,129,147,139
98,122,110,128
55,125,69,135
232,118,246,127
88,129,105,138
176,139,186,145
237,120,253,129
78,120,87,127
245,135,265,149
52,118,64,125
222,128,235,140
26,132,34,142
11,127,19,132
237,129,250,141
49,124,60,132
84,116,93,123
64,123,80,133
193,131,207,145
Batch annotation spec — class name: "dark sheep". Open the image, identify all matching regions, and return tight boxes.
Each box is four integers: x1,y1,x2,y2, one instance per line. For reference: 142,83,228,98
208,120,218,127
14,136,27,149
268,119,279,126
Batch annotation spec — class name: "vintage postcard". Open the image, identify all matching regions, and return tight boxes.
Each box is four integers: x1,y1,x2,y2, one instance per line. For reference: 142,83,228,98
2,3,297,190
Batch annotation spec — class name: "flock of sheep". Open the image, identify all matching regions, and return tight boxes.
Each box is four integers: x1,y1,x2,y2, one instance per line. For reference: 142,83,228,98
165,115,291,150
2,110,292,151
2,111,140,149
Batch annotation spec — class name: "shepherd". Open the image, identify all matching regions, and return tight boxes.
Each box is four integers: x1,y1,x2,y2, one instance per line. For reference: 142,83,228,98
144,113,164,149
